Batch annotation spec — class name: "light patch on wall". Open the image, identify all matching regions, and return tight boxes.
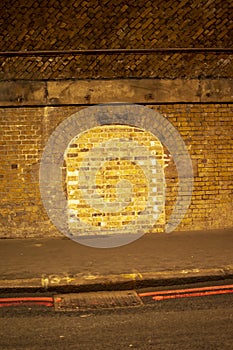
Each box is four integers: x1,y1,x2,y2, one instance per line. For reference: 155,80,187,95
64,125,165,236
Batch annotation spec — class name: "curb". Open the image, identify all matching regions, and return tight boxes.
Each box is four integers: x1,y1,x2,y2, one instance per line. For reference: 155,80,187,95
0,265,233,293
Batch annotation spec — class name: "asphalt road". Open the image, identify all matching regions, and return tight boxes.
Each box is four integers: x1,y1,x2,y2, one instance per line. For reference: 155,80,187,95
0,291,233,350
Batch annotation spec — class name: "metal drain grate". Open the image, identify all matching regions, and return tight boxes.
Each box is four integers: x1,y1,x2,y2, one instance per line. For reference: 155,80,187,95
54,290,143,312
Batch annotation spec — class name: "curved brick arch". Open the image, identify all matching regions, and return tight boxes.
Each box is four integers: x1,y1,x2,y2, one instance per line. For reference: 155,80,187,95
39,104,193,247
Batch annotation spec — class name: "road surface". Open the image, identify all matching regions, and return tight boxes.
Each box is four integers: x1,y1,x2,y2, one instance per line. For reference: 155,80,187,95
0,289,232,349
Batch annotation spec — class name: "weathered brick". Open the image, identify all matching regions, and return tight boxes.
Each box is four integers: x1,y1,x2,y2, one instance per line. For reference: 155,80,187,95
0,103,232,237
0,0,232,80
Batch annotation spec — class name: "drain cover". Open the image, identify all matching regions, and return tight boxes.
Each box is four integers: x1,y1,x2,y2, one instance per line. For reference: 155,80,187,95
54,290,143,312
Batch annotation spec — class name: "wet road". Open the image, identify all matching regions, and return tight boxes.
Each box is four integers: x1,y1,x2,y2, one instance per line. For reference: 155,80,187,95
0,290,232,350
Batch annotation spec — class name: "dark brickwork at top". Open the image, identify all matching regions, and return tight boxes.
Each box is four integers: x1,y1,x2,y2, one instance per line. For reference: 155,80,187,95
0,0,233,80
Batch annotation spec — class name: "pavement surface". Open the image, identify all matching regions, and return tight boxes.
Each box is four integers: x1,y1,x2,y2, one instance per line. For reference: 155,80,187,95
0,228,233,292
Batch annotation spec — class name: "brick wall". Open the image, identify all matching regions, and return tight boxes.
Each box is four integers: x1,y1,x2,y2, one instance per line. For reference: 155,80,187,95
0,0,232,238
0,0,232,79
0,103,232,238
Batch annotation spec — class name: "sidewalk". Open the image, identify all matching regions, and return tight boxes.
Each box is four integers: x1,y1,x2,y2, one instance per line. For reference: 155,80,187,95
0,228,233,292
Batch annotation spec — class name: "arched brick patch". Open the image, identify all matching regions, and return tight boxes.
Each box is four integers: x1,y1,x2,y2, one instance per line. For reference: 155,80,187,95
39,104,193,247
64,125,165,236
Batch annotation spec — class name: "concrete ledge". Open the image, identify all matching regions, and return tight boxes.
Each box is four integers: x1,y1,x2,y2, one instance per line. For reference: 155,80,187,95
0,81,46,106
1,265,232,292
0,79,232,106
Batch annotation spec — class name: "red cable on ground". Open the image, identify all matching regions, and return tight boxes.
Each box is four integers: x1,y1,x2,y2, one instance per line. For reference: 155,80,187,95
0,297,54,307
1,285,233,307
153,289,233,300
138,284,233,298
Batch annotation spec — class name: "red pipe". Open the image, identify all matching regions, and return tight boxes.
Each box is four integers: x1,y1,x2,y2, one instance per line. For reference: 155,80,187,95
0,297,54,307
153,289,233,300
138,284,233,298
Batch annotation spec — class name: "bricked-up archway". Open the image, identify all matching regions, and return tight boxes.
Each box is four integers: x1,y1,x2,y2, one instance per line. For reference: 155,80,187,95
39,104,193,248
64,125,165,236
